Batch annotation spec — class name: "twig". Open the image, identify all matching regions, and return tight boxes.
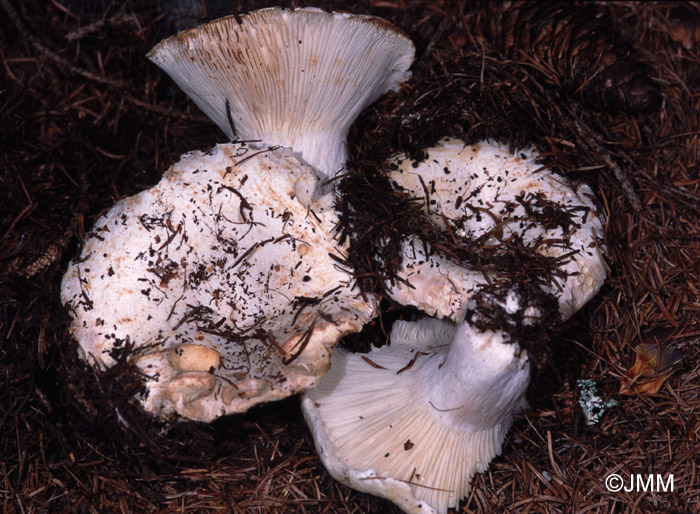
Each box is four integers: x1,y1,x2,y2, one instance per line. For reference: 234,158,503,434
567,117,643,211
0,0,130,88
65,13,141,41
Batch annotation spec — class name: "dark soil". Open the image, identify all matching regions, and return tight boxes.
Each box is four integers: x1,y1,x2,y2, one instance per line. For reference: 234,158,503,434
2,1,699,513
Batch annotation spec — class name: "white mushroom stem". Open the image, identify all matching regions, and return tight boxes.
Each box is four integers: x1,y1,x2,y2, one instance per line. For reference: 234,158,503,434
148,7,415,185
419,324,529,432
303,314,531,514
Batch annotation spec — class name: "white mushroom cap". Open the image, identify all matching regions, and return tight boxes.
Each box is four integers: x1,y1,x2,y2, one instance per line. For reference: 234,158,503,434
61,144,378,421
147,7,415,183
386,138,607,321
303,288,537,514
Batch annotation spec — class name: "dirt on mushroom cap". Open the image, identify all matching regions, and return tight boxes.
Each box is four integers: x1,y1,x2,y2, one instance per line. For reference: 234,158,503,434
385,139,607,322
60,6,418,421
61,143,378,421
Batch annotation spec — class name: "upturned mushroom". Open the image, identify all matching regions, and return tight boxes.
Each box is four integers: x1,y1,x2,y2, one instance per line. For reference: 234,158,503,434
303,286,552,514
385,138,607,321
148,6,415,195
61,7,415,421
302,137,607,512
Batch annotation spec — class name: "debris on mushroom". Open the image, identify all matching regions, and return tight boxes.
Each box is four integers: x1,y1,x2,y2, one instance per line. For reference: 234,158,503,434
148,6,415,190
385,138,607,321
303,137,608,510
61,7,415,422
302,286,551,514
61,145,378,421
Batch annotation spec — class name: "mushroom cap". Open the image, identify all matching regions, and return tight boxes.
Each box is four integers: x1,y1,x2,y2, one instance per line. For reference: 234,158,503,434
302,291,533,514
61,143,379,421
386,138,607,321
147,7,415,182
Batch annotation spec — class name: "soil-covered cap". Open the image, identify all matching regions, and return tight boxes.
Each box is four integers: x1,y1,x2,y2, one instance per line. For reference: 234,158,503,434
61,143,379,422
61,7,417,421
386,138,607,321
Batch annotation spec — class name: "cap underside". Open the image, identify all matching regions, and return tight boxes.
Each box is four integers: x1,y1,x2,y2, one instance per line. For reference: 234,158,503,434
303,316,526,514
148,7,415,179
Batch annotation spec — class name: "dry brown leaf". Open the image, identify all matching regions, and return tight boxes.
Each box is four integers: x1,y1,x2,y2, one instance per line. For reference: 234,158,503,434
668,5,700,50
620,343,683,395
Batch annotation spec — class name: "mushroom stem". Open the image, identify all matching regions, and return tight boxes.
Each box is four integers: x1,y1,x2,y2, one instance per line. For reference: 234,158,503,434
419,322,530,433
302,288,541,514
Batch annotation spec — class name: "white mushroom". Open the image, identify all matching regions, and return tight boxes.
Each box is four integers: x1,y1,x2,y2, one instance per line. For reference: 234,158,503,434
301,138,606,511
385,138,607,321
303,286,545,514
61,7,415,421
147,7,415,190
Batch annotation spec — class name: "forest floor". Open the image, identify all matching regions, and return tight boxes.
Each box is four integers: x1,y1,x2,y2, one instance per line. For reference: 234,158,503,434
2,1,700,513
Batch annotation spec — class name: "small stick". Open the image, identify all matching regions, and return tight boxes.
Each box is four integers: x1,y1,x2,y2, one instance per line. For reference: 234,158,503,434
571,119,642,211
0,0,129,88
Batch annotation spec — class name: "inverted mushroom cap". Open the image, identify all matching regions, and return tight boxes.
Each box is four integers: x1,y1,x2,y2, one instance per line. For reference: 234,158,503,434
61,143,378,421
386,138,607,321
303,287,539,514
148,7,415,182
